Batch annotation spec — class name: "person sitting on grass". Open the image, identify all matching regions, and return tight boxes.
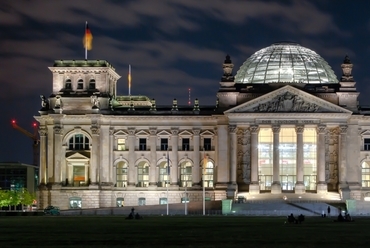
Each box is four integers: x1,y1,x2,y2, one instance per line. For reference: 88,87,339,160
297,214,305,224
287,213,297,224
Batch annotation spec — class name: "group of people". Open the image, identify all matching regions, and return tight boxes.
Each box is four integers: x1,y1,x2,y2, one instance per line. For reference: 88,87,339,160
286,213,305,224
126,208,143,220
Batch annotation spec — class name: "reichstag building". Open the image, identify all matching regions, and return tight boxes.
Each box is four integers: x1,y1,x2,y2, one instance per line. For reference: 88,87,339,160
36,42,370,210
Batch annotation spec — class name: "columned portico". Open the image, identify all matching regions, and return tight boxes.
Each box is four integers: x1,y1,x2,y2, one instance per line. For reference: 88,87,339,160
271,125,282,194
249,125,260,194
295,125,305,193
317,125,327,193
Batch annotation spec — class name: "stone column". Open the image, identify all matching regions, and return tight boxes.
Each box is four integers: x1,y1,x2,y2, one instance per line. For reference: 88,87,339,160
339,125,348,190
192,129,200,187
47,126,54,184
317,125,327,193
295,125,305,194
271,125,281,194
53,125,63,186
39,127,48,185
127,128,136,187
90,125,100,187
249,125,260,194
171,128,179,186
149,128,157,187
216,125,228,189
61,145,67,185
229,125,237,185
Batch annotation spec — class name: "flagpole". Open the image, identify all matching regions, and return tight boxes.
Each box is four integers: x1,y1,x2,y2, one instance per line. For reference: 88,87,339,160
167,149,169,216
203,148,205,216
85,21,88,60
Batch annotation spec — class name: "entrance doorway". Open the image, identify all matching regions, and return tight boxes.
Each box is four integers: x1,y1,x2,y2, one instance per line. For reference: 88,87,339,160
280,175,296,191
259,175,272,190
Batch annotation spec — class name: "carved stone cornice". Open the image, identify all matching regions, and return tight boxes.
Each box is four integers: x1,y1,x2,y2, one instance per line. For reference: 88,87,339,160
317,125,326,134
228,125,237,134
250,125,259,134
272,125,280,133
295,125,304,134
39,127,47,136
53,126,63,135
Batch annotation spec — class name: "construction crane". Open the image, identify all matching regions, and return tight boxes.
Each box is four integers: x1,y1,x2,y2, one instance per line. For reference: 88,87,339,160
11,120,40,167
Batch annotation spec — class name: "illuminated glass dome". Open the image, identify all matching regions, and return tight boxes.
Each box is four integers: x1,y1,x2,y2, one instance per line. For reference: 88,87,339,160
234,43,338,84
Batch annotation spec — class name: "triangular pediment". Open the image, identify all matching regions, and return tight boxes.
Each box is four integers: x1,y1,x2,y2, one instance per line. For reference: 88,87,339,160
179,130,192,136
136,130,149,136
200,130,215,136
114,130,128,136
157,130,171,136
225,85,352,114
361,130,370,136
66,152,90,161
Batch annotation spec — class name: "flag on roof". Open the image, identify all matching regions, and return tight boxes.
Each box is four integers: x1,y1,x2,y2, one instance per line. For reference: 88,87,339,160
83,22,93,50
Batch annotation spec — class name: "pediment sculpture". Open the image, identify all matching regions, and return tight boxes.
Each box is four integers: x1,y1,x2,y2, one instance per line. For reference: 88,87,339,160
253,92,319,112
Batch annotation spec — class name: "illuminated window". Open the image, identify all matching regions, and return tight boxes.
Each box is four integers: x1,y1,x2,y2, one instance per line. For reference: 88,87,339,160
69,197,82,209
159,198,167,205
158,161,170,187
73,166,86,186
138,197,146,206
202,160,214,188
137,162,149,187
116,162,127,187
279,128,296,191
68,134,90,150
258,128,273,190
116,197,124,207
303,128,317,190
362,162,370,188
117,138,126,151
180,161,192,187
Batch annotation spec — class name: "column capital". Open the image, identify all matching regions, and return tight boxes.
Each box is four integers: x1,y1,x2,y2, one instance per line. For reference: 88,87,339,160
53,126,63,135
39,127,48,136
228,125,237,134
295,125,304,134
339,125,348,134
250,125,259,134
272,125,280,133
317,125,326,134
128,127,135,135
90,125,100,136
149,127,157,136
171,128,179,135
193,128,200,136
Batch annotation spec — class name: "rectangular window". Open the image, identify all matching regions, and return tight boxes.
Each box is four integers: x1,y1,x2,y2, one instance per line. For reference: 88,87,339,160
138,197,146,206
159,198,168,205
204,138,212,151
160,138,168,151
117,138,126,151
364,138,370,150
182,138,190,151
139,138,147,151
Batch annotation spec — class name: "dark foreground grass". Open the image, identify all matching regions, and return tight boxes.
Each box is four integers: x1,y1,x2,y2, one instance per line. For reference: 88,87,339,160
1,215,370,248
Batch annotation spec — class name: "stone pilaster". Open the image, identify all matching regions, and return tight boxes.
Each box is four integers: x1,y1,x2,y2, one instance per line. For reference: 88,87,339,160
249,125,260,194
109,128,114,184
53,125,63,186
227,125,237,198
317,125,327,193
149,128,157,187
192,129,200,187
90,125,100,187
127,128,136,187
295,125,305,194
39,127,48,185
339,125,348,191
171,128,179,186
271,125,281,194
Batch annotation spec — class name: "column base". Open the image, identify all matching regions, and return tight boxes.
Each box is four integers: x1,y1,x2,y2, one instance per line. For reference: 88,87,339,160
317,183,327,194
271,183,282,194
294,182,306,194
51,183,62,190
215,183,228,190
89,184,99,189
249,183,260,195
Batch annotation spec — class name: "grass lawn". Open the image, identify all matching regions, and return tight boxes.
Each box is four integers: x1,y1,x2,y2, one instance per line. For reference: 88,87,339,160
0,215,370,247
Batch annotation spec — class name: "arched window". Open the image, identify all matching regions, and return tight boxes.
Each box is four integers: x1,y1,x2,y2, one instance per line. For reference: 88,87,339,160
202,160,214,188
158,161,170,187
77,79,84,90
116,161,128,187
65,79,72,90
137,162,149,187
180,161,192,187
68,134,90,150
362,162,370,187
89,79,96,90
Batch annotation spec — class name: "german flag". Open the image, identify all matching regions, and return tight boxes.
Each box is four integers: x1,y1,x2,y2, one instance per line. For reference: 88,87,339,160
83,23,93,50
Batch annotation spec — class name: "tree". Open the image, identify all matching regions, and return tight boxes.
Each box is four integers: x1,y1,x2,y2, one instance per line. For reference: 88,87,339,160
0,190,12,210
20,188,36,210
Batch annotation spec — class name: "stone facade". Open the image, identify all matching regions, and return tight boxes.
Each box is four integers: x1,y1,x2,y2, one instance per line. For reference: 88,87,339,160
35,44,370,210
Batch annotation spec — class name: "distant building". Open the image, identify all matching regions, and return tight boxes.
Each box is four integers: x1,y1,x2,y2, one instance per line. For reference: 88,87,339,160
36,43,370,210
0,162,38,193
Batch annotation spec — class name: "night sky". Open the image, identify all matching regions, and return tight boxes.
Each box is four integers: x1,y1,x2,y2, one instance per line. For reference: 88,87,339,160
1,0,370,164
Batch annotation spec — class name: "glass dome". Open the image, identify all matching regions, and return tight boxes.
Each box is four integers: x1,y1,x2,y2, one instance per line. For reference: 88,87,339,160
234,43,338,84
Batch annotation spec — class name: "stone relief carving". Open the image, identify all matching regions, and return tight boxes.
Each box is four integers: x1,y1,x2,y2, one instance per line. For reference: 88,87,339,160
39,127,47,136
91,126,100,135
236,128,251,184
53,126,63,135
228,125,237,133
91,95,100,109
327,127,339,189
253,92,320,112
